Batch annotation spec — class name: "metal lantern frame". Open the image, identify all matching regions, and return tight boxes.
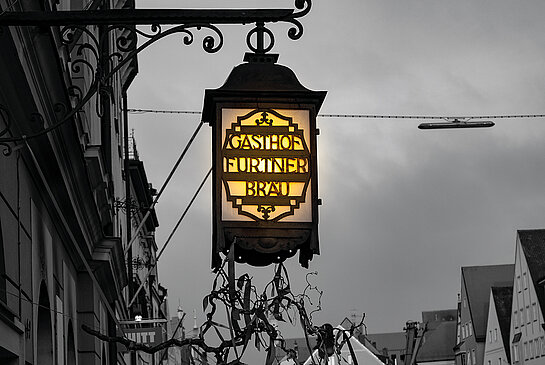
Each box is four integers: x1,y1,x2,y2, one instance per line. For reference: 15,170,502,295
203,55,326,268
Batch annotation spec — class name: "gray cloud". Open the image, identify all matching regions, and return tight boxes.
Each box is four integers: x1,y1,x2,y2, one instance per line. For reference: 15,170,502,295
129,0,545,339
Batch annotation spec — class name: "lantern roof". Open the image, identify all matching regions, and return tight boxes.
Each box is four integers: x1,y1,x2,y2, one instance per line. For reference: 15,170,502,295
202,53,326,125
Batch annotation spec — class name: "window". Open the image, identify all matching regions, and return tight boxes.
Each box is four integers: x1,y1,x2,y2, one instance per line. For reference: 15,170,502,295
468,352,472,365
517,276,521,292
498,358,501,365
529,340,534,359
533,303,538,322
462,325,466,339
535,339,540,357
468,322,472,337
487,361,491,365
527,305,531,324
513,344,519,362
524,342,528,360
471,349,476,365
541,337,545,357
489,330,492,343
514,311,518,328
520,309,524,326
494,328,498,342
523,272,528,290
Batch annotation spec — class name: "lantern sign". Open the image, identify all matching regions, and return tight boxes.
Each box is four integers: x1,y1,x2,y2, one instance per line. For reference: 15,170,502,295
221,108,312,222
203,53,326,268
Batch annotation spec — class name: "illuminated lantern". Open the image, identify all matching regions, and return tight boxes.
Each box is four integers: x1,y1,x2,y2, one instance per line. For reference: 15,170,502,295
202,53,326,268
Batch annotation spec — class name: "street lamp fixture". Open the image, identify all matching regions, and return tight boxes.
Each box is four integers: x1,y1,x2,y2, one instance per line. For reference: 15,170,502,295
418,119,495,130
203,51,326,269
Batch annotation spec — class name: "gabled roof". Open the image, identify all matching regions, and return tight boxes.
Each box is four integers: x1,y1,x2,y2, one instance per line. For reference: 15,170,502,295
491,286,513,363
422,310,456,323
462,264,514,341
416,321,457,362
416,310,457,363
518,229,545,314
364,332,406,352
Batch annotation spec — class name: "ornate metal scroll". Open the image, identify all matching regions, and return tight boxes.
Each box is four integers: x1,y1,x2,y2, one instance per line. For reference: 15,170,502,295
0,105,12,156
0,0,313,156
245,0,311,54
285,0,312,41
113,197,146,217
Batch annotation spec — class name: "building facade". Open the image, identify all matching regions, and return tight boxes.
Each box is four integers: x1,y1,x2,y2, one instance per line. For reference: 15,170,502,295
454,265,514,365
0,0,167,364
124,134,168,365
483,287,512,365
415,310,457,365
509,230,545,365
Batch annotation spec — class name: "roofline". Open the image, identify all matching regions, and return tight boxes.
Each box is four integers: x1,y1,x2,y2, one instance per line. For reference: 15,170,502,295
461,270,476,339
417,356,456,362
461,263,514,270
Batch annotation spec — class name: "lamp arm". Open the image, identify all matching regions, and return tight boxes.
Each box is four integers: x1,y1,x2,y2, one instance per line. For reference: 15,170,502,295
0,0,313,156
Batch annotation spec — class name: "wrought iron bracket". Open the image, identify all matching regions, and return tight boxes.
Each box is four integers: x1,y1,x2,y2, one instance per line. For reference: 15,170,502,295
113,197,145,217
0,1,312,155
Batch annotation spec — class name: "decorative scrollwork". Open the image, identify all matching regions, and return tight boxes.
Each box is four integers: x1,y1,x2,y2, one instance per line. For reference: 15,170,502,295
246,23,275,54
203,34,221,53
255,111,273,126
0,1,314,153
61,25,100,77
62,22,225,88
285,0,311,41
114,197,147,217
29,113,45,131
0,140,11,157
132,256,153,271
0,105,12,156
53,102,69,117
67,85,83,103
257,205,276,220
0,105,10,138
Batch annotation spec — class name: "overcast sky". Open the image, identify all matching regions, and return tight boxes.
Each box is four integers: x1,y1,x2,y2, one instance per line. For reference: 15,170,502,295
127,0,545,343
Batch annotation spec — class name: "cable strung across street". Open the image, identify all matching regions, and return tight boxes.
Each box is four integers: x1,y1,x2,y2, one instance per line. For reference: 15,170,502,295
127,108,545,120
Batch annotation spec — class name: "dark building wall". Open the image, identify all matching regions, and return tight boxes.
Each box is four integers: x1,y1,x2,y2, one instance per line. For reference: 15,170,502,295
0,1,142,364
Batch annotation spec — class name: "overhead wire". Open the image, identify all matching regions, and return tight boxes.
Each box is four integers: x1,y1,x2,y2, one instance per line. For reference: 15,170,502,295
124,119,204,255
0,287,129,338
0,286,77,321
126,108,545,121
0,0,21,16
127,167,213,309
